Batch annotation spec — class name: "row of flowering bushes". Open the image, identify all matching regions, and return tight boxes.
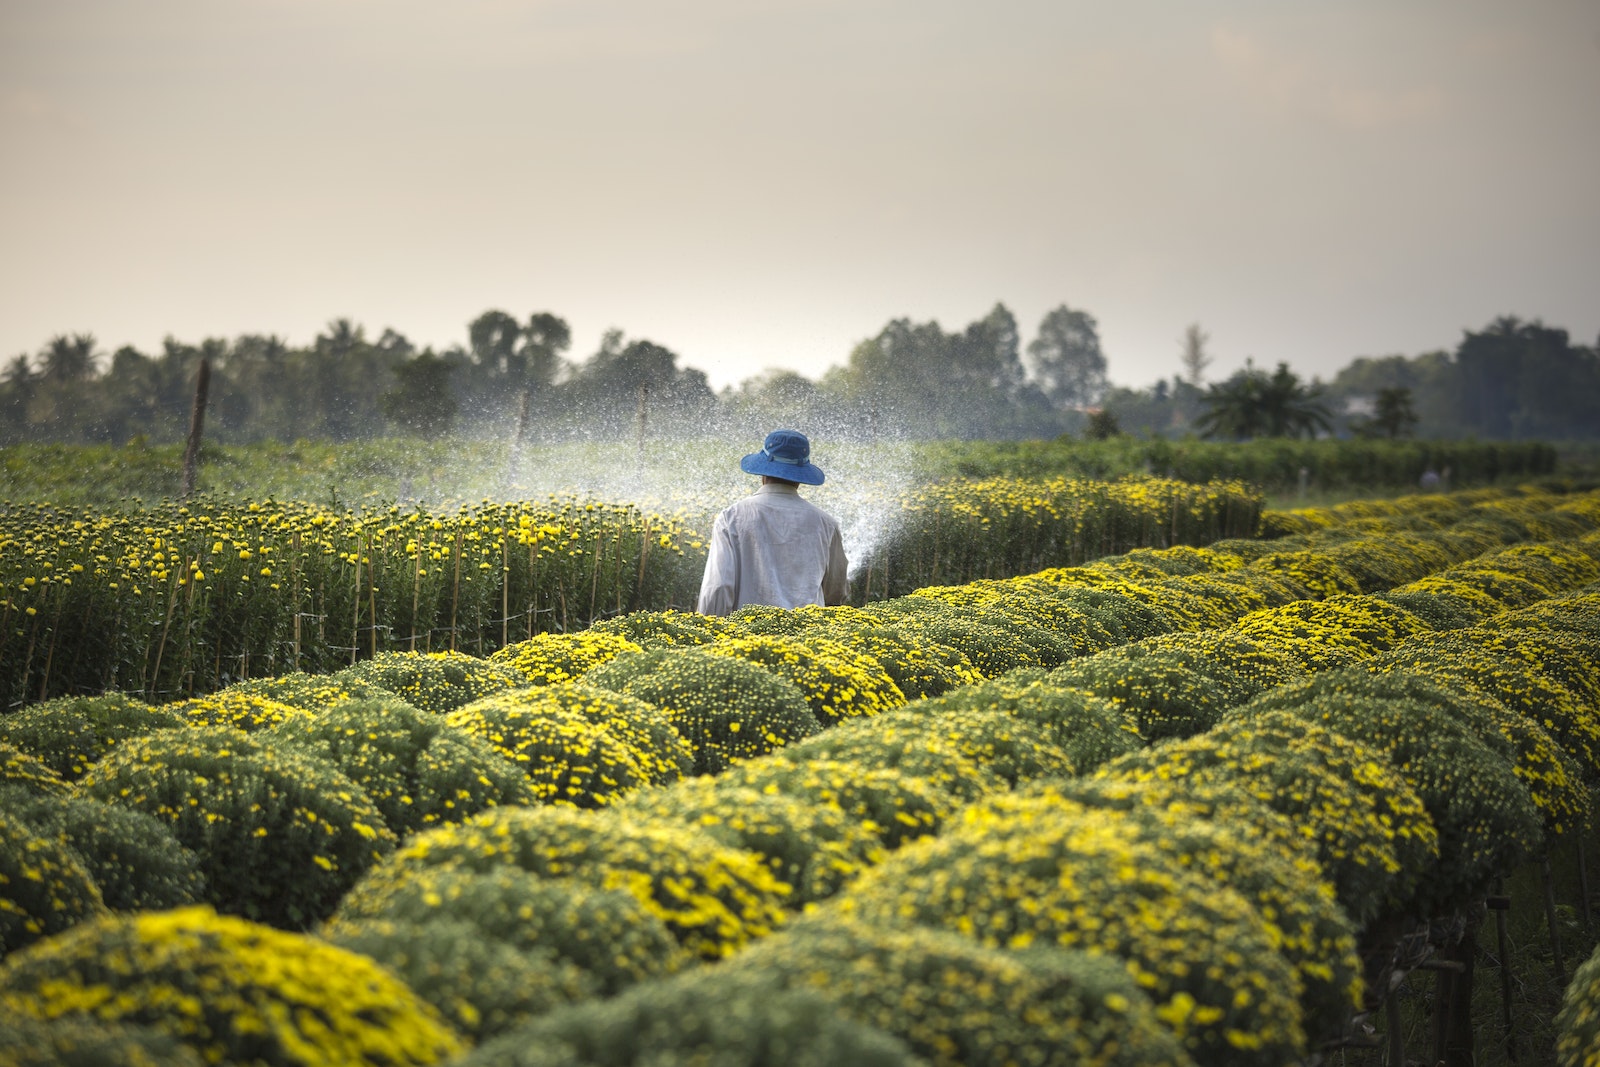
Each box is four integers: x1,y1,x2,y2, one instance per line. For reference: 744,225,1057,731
0,477,1263,707
1,484,1598,1064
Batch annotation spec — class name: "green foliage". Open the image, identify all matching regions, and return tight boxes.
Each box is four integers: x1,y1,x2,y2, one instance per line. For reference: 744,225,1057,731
331,863,687,996
369,805,791,959
380,350,457,439
0,905,462,1066
619,779,883,905
0,809,104,957
270,697,537,834
0,787,204,911
321,919,589,1043
0,693,180,781
717,755,958,850
333,650,526,714
583,648,819,775
725,914,1194,1067
460,966,920,1067
0,1013,206,1067
76,726,395,928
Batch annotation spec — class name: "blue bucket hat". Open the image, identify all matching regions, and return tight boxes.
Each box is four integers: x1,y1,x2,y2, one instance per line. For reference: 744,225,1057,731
740,429,825,485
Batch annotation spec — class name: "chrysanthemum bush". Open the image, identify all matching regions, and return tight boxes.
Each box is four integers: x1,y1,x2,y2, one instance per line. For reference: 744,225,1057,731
75,726,396,928
162,691,312,733
721,913,1196,1067
975,786,1363,1047
864,596,1068,674
0,905,462,1067
330,862,687,995
366,804,790,959
835,800,1308,1067
444,693,649,809
333,649,526,714
777,716,1006,800
807,620,984,699
321,918,592,1044
587,608,731,648
583,648,819,775
0,692,181,781
1046,642,1263,742
1230,689,1540,912
0,1015,207,1067
1377,631,1600,777
269,696,536,834
225,670,398,711
1102,711,1439,925
716,755,958,850
701,633,906,725
1302,665,1589,837
488,629,643,685
0,741,70,798
792,704,1073,790
909,671,1142,773
0,809,104,958
901,581,1128,661
0,787,204,912
457,965,921,1067
450,682,693,788
1556,938,1600,1067
618,779,883,905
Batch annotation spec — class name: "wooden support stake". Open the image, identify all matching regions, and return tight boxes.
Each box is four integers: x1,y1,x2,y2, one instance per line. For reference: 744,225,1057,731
1386,992,1404,1067
181,358,210,499
1579,836,1593,932
1495,877,1518,1063
1544,855,1566,977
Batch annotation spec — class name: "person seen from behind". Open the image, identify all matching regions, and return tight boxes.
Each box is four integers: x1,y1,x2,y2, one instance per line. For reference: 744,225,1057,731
696,429,849,616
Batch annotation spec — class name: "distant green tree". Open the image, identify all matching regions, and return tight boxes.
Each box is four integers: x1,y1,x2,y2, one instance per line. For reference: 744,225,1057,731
1197,360,1331,440
1027,305,1107,410
1085,408,1121,440
1367,386,1419,438
1179,323,1212,387
382,351,457,438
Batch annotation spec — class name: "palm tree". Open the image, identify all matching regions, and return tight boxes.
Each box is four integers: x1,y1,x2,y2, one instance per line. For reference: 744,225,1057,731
1197,360,1331,440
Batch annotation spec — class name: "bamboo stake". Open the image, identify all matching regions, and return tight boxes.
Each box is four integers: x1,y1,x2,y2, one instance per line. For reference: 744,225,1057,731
180,359,210,500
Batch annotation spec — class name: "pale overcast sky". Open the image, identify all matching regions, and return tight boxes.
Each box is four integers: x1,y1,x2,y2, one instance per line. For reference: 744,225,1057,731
2,0,1596,391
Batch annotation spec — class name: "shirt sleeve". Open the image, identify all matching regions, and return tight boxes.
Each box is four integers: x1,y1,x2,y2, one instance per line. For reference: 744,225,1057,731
696,511,739,616
821,526,849,606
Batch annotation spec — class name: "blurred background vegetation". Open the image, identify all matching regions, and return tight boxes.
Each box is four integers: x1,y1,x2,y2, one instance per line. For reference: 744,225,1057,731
4,304,1596,449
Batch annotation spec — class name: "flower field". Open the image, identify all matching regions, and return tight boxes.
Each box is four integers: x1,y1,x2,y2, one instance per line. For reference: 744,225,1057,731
2,480,1600,1064
0,476,1261,707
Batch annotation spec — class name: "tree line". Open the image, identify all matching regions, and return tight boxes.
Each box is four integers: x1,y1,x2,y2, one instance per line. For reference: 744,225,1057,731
2,306,1594,446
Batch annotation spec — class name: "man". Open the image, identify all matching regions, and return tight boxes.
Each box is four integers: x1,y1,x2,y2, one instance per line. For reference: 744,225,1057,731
696,429,849,616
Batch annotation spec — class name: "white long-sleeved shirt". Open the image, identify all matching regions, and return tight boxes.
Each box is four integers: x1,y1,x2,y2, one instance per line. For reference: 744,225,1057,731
696,482,849,616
